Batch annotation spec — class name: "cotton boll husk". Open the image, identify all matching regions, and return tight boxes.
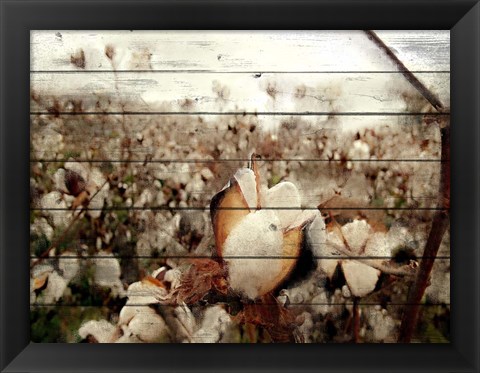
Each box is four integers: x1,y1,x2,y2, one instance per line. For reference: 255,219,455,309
64,161,89,181
79,320,117,343
264,181,302,230
223,209,283,299
341,260,380,297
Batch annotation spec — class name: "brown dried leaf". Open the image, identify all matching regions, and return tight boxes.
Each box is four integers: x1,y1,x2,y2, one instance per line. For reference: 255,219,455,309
175,259,226,304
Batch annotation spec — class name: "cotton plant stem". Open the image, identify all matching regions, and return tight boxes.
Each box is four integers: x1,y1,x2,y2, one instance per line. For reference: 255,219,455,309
363,30,445,112
398,124,450,343
327,242,416,277
352,297,360,343
363,30,450,342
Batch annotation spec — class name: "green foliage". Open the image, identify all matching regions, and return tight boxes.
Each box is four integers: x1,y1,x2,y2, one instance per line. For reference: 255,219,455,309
31,234,50,257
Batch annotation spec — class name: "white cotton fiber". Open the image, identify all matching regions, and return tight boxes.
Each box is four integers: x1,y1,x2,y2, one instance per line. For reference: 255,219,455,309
340,219,372,254
264,181,302,229
223,209,283,299
341,260,380,297
233,168,257,210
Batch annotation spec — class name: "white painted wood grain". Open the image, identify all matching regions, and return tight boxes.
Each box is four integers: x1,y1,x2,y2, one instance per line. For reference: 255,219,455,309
30,71,450,113
31,30,449,72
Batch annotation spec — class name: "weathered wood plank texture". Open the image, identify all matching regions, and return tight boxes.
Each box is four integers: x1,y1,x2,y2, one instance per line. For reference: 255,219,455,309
30,31,451,343
30,72,450,113
31,30,450,72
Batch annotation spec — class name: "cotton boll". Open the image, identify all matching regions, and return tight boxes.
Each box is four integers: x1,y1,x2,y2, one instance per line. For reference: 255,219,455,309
93,251,126,297
223,209,283,299
79,320,117,343
127,307,170,343
64,161,89,181
366,308,396,342
126,280,167,305
40,191,71,228
192,306,233,343
58,252,79,281
39,271,68,303
30,217,54,241
341,260,380,297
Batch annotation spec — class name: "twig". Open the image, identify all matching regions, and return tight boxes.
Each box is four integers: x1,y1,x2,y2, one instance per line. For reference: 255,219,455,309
364,30,450,343
363,30,445,112
398,124,450,342
327,242,416,277
352,297,360,343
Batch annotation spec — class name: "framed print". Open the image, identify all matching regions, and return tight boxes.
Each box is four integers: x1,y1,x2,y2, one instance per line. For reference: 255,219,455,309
1,0,479,372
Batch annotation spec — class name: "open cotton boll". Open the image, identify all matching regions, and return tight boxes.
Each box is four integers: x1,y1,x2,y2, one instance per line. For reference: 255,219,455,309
264,181,302,230
126,307,170,343
223,209,283,299
341,260,380,297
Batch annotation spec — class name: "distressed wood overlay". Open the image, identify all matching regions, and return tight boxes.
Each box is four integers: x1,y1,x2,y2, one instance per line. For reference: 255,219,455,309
30,72,450,114
30,31,451,343
31,30,450,72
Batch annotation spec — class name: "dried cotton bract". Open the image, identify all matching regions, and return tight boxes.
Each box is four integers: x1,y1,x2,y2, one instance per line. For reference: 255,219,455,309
210,157,322,299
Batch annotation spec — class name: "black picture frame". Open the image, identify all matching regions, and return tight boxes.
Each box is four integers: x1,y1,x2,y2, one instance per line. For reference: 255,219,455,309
1,0,479,372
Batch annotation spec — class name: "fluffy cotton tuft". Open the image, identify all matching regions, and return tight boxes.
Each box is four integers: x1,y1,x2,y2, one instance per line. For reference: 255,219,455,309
223,209,283,299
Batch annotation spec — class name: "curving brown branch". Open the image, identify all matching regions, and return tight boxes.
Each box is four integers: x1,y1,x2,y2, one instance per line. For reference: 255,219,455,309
398,123,450,342
364,30,450,342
